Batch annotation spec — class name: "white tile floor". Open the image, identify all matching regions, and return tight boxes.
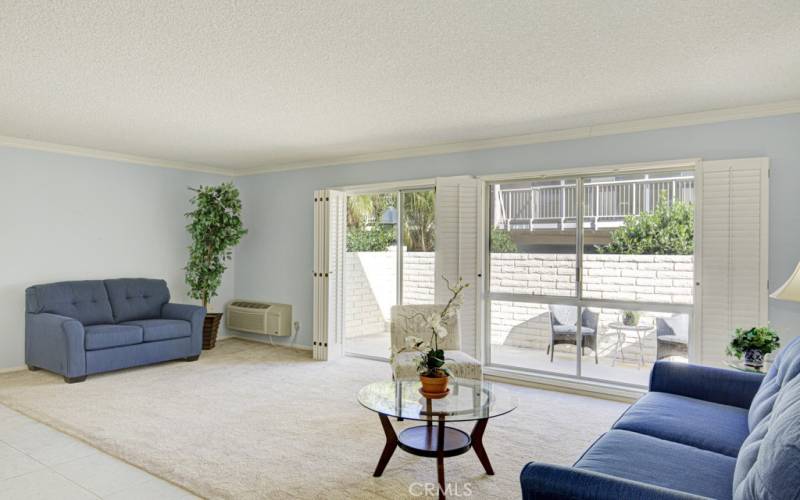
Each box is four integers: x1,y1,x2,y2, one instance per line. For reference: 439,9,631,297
0,403,198,500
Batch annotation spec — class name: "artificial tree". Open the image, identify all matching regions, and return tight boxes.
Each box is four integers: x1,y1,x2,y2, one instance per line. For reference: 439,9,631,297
185,182,247,349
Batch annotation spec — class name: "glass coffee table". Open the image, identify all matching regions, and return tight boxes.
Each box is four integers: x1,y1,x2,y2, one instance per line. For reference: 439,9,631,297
357,379,517,500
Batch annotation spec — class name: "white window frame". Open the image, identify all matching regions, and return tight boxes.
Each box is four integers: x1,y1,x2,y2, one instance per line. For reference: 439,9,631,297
337,179,437,361
480,158,700,393
325,156,768,398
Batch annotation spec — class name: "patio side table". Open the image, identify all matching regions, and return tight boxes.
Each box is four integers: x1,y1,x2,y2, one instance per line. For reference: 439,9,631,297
609,322,653,369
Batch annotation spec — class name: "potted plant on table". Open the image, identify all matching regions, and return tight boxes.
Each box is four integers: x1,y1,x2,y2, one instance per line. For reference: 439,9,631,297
622,310,640,327
726,326,780,369
185,182,247,350
393,276,469,397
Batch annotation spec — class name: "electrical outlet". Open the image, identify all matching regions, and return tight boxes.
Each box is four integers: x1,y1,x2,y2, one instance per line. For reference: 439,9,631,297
293,321,300,333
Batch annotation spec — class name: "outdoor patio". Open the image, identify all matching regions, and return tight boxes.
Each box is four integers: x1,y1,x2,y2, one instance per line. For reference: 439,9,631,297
345,332,687,387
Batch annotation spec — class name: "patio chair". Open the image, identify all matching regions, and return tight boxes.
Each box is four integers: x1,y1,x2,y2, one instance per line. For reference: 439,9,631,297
390,304,482,380
547,305,599,364
656,314,689,360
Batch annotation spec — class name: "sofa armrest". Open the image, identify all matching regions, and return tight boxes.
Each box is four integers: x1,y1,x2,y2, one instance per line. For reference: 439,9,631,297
161,303,206,354
520,463,704,500
649,361,764,409
25,313,86,378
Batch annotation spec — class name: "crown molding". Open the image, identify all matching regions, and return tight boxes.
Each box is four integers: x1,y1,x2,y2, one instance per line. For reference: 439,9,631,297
2,99,799,177
0,135,231,176
235,99,800,176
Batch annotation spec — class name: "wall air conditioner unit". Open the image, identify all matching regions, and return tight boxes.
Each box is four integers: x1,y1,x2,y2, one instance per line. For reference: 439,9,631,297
226,301,292,336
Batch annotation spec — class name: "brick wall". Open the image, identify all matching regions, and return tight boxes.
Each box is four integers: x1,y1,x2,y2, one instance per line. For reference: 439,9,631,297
344,251,694,362
344,250,434,339
490,253,694,362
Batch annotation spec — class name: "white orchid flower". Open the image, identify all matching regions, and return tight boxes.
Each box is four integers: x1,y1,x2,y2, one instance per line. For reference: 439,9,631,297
404,335,425,349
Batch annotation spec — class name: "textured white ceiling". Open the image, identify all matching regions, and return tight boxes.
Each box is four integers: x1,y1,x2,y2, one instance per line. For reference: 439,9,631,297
1,1,799,173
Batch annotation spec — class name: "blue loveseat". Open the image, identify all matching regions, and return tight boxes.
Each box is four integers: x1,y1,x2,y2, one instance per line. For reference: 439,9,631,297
521,337,800,499
25,279,206,383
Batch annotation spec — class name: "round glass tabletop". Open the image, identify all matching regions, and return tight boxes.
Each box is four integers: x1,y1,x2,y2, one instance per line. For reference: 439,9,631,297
357,379,517,422
725,359,769,373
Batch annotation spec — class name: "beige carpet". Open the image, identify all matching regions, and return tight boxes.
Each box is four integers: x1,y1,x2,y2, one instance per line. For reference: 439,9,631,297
0,339,628,499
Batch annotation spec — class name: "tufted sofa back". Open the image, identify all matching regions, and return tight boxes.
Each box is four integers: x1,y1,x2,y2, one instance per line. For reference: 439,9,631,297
104,278,170,323
732,336,800,499
26,281,114,326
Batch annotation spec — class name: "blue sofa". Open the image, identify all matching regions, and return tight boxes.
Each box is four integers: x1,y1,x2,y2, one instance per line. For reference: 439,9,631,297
521,336,800,499
25,279,206,383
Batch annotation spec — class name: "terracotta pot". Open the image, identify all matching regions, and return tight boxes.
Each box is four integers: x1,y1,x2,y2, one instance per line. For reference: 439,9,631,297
420,373,449,395
202,313,223,350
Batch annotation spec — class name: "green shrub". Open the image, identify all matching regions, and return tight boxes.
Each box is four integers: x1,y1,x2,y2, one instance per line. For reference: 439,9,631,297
597,193,693,255
347,226,395,252
726,326,780,359
403,191,435,252
490,229,518,253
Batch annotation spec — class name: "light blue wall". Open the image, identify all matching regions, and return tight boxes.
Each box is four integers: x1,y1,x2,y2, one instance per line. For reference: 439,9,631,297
0,147,232,369
234,114,800,349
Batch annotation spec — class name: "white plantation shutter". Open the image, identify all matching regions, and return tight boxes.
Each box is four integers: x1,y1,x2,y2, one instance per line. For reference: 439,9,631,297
434,176,483,359
312,189,346,360
697,158,769,367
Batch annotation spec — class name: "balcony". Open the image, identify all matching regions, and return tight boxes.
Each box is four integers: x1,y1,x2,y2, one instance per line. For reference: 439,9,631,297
493,174,694,231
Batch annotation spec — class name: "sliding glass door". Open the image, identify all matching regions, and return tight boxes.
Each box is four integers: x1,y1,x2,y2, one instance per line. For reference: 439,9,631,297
344,188,436,359
486,170,695,387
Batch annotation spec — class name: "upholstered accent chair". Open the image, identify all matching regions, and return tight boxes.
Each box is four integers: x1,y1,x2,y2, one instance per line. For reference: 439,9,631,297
25,278,205,383
390,304,482,380
656,314,689,360
547,304,599,363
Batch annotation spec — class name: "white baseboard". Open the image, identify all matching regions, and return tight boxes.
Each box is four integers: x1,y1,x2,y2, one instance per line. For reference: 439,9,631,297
483,366,642,403
0,365,26,374
224,334,312,351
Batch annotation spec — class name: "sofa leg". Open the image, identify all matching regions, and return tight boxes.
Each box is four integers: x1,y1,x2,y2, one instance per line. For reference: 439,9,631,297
27,365,40,371
185,355,200,362
64,375,87,384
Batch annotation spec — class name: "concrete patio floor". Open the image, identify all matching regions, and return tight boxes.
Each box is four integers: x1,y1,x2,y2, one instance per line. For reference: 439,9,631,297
344,333,683,387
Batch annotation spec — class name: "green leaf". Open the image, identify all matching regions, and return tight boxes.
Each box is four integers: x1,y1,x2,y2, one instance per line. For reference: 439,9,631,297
185,182,247,308
490,228,518,253
597,192,694,255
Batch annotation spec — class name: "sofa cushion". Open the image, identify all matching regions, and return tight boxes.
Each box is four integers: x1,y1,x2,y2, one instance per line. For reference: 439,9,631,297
84,324,143,350
613,391,749,457
26,281,114,326
122,319,191,342
748,336,800,431
733,374,800,500
552,325,595,335
575,429,736,499
104,279,170,323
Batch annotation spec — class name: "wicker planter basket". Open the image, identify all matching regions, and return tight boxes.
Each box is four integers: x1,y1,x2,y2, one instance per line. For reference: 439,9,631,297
202,313,223,350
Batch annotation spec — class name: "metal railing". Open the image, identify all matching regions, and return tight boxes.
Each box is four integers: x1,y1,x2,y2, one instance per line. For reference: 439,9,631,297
494,175,694,230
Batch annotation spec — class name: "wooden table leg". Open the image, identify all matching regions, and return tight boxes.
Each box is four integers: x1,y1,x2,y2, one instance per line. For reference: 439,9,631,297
437,415,446,500
373,413,398,477
471,418,494,475
427,398,433,428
